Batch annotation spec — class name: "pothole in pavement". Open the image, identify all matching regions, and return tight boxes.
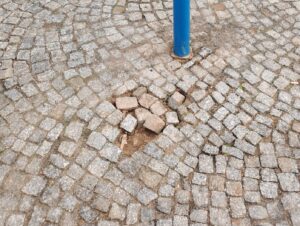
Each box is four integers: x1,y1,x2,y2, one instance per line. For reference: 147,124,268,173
109,47,215,155
111,87,186,155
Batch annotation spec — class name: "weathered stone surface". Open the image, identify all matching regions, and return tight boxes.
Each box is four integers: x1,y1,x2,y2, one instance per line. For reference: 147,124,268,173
0,68,12,80
22,176,47,196
92,195,111,212
278,173,300,191
88,158,110,178
230,197,246,218
166,111,179,124
163,125,184,143
291,209,300,226
143,114,165,134
168,91,185,109
120,114,137,133
260,182,278,198
249,205,268,219
209,176,225,191
139,170,162,188
211,191,227,207
116,97,138,110
210,208,231,226
126,203,141,225
80,206,98,223
87,132,107,151
64,121,84,141
278,158,298,173
150,101,167,116
109,203,126,221
157,197,173,214
96,101,116,118
173,215,188,226
6,214,25,226
100,144,122,163
98,221,119,226
199,154,214,173
101,125,120,142
137,187,158,205
58,141,77,157
190,209,207,223
138,93,157,109
135,108,152,123
226,181,243,196
222,145,244,159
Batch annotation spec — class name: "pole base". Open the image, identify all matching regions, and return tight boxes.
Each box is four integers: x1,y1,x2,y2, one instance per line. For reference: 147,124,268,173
171,48,193,60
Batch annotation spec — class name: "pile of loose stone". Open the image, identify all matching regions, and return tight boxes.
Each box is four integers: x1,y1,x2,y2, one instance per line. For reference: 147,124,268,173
115,87,185,135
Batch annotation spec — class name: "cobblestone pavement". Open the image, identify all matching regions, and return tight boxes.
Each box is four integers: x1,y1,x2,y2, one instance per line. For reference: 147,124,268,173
1,0,300,225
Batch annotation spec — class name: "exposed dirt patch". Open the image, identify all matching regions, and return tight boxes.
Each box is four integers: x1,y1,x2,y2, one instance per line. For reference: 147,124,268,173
110,85,185,155
117,127,157,156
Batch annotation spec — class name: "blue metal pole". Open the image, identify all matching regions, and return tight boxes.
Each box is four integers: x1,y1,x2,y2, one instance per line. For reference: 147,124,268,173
173,0,190,58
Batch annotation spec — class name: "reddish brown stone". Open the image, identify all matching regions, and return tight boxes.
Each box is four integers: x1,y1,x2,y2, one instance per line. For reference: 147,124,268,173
143,114,165,134
116,97,138,110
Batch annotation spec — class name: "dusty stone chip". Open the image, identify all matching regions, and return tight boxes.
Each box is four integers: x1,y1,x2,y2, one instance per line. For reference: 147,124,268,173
138,93,157,109
116,97,138,110
168,91,185,110
143,114,165,134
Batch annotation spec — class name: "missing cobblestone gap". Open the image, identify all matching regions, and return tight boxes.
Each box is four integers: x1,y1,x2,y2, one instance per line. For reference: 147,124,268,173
111,87,184,155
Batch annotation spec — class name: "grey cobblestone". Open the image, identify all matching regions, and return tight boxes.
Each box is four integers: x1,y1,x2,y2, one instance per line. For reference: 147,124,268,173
120,114,137,133
22,176,47,196
278,173,300,192
88,158,110,178
65,121,84,141
249,205,268,220
79,206,98,223
87,132,107,151
198,155,214,173
137,187,158,205
210,207,231,226
126,203,141,225
109,203,126,221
